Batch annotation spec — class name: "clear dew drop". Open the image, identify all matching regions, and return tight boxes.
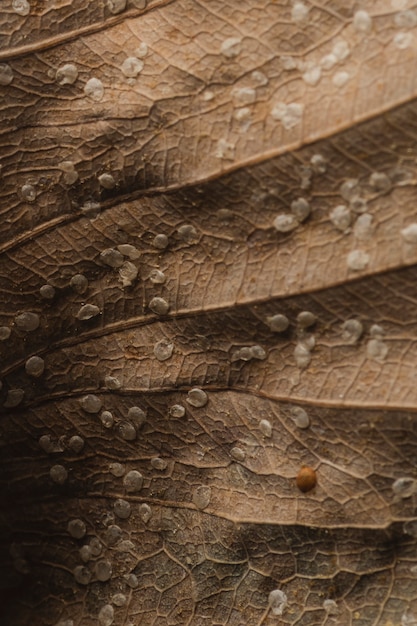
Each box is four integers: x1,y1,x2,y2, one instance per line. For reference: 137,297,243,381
149,269,166,284
353,10,372,32
290,406,310,429
100,248,124,268
273,214,299,232
94,559,112,582
59,161,78,184
39,434,63,454
323,599,339,615
135,42,148,57
117,421,137,441
84,77,104,101
114,498,131,519
4,388,25,408
152,233,169,249
271,102,304,129
70,273,88,294
39,284,55,299
25,355,45,377
109,462,125,477
333,71,350,87
401,223,417,243
68,435,84,453
67,518,86,539
50,464,68,485
104,375,121,390
302,66,321,86
169,404,185,418
369,171,391,192
291,197,310,222
15,311,40,331
297,311,316,328
89,537,102,556
231,446,246,461
291,2,309,22
353,213,373,240
394,9,417,28
79,545,91,562
123,470,143,492
112,593,127,607
105,525,122,545
268,589,288,616
332,39,350,61
294,342,311,369
80,394,102,414
215,138,235,160
0,63,14,86
232,86,256,106
310,153,327,174
149,296,170,315
0,326,11,341
370,324,384,338
100,410,114,428
76,304,100,320
127,406,146,427
366,338,388,361
266,314,289,332
340,178,358,200
55,63,78,85
139,504,152,523
98,604,114,626
121,57,144,77
394,31,413,48
259,419,272,437
80,201,101,218
12,0,30,16
280,55,297,70
73,565,92,585
329,204,351,231
107,0,126,13
98,173,116,189
192,485,211,510
117,244,140,260
320,53,337,70
151,457,168,470
392,477,417,498
220,37,241,58
341,319,363,343
187,388,208,408
153,338,174,362
347,249,370,271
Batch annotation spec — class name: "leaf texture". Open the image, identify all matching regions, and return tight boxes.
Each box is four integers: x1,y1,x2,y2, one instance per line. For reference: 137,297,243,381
1,1,417,625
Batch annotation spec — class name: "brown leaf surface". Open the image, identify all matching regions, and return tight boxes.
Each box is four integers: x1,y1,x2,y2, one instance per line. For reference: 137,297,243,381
1,1,417,625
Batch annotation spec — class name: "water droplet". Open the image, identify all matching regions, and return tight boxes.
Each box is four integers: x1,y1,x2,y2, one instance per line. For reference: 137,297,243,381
50,464,68,485
105,525,122,545
59,161,78,184
123,470,143,492
403,520,417,538
215,138,235,160
192,485,211,509
294,343,311,369
354,213,373,240
302,66,321,86
271,102,303,129
187,388,208,408
151,457,168,470
291,198,310,222
55,63,78,85
68,435,84,453
366,338,388,361
297,311,316,329
220,37,241,58
232,86,256,105
139,504,152,523
4,389,25,408
67,518,86,539
259,419,272,437
15,311,40,331
114,498,131,519
169,404,185,418
79,545,92,562
323,599,339,615
135,42,148,57
95,559,112,582
84,77,104,102
74,565,92,585
0,63,13,86
127,406,146,427
112,593,127,606
231,446,246,461
370,324,384,338
12,0,30,16
80,394,102,414
369,171,391,192
291,2,309,22
273,214,299,232
341,319,363,343
90,537,102,556
266,314,289,333
347,249,370,271
117,244,140,260
98,173,116,190
109,462,125,477
330,204,351,231
290,406,310,429
394,31,413,48
0,326,11,341
268,589,288,616
310,153,327,174
340,178,359,200
320,53,337,70
106,0,126,13
152,233,169,249
401,223,417,243
70,273,88,294
353,10,372,32
121,57,144,77
117,421,137,441
98,604,114,626
333,71,350,87
149,269,166,284
392,477,417,498
395,9,417,28
100,410,114,428
154,339,174,361
39,284,55,299
148,297,170,315
76,304,100,320
25,355,45,377
332,39,350,61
